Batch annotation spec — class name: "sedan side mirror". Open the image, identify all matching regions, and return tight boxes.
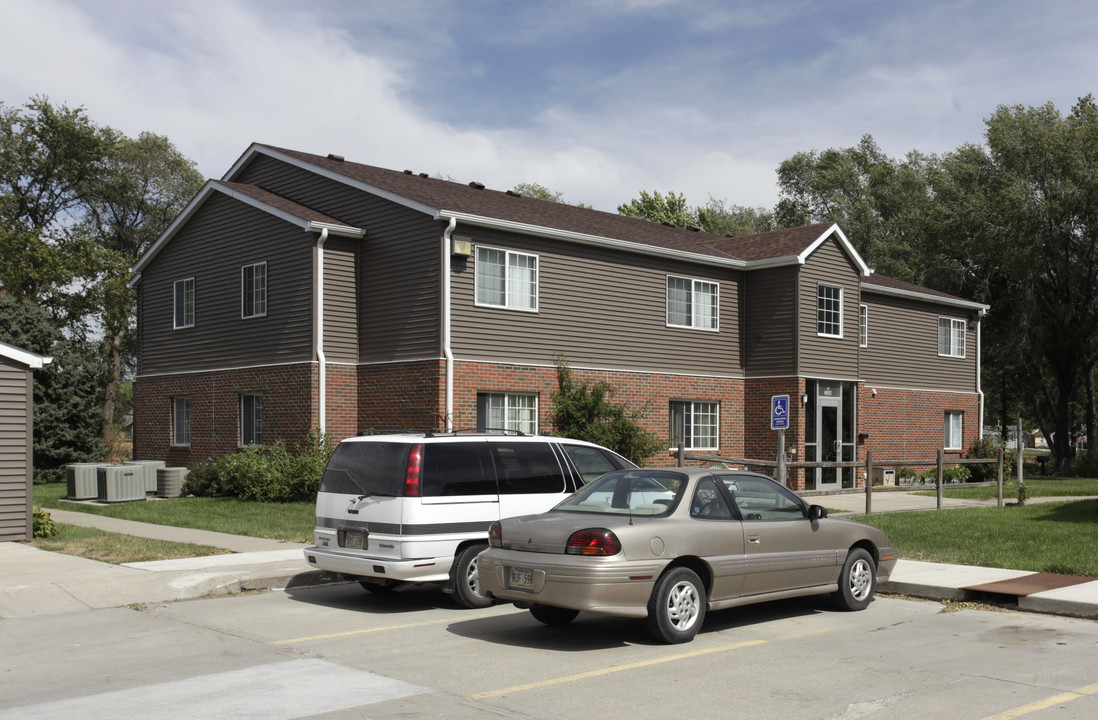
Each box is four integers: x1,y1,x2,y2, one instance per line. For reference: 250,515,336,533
807,504,828,520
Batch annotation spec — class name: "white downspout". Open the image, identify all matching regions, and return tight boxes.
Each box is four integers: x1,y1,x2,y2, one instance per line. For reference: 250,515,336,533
976,308,986,439
316,228,328,434
442,217,457,431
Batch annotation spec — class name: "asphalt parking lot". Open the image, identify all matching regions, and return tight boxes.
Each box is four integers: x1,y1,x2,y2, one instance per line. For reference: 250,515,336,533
3,582,1097,720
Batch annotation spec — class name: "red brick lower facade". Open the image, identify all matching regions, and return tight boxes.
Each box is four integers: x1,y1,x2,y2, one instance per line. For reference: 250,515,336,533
134,360,981,490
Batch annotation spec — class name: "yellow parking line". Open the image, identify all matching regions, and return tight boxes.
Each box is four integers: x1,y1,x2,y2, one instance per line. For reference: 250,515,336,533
980,680,1098,720
268,617,454,645
467,639,768,700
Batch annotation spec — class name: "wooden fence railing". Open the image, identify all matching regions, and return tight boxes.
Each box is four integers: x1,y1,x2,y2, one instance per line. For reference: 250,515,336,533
670,444,1005,514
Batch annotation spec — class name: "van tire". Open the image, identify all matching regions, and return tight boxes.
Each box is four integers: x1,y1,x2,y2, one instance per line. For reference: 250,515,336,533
452,544,493,609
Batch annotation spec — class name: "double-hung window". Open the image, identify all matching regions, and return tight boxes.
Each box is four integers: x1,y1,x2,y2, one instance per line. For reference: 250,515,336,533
670,401,719,451
817,284,843,337
938,317,966,357
859,304,868,348
477,392,537,435
173,278,195,329
241,394,263,446
944,412,963,450
242,262,267,318
475,247,538,311
172,397,191,446
666,276,718,330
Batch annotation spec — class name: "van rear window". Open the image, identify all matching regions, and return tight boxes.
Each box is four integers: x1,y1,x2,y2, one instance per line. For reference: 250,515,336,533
320,442,410,496
421,443,497,496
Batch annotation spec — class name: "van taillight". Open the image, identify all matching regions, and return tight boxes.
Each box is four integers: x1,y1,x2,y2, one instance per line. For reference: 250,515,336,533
404,444,423,497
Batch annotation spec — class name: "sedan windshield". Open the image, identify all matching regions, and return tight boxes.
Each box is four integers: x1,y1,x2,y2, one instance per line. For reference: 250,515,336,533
553,470,686,516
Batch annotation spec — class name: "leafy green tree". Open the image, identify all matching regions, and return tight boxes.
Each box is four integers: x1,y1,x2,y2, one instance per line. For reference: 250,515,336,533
618,189,697,228
511,181,592,208
0,293,106,482
775,135,935,280
0,97,109,321
76,131,204,440
696,197,776,236
548,355,664,465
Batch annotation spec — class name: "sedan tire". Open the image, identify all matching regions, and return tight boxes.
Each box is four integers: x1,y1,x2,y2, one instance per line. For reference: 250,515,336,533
833,548,876,611
452,544,493,609
646,566,706,644
529,605,580,626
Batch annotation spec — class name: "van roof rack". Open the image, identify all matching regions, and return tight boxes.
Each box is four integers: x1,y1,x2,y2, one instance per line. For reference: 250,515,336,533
424,428,528,437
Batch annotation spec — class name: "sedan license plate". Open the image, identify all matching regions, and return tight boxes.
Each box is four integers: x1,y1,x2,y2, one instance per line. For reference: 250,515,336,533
338,528,367,549
509,566,534,590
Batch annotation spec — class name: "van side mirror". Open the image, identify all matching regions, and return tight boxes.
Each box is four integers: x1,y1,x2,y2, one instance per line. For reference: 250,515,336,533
807,504,828,520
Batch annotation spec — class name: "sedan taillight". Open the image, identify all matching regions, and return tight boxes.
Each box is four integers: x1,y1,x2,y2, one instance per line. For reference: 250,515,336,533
488,521,502,548
566,528,621,556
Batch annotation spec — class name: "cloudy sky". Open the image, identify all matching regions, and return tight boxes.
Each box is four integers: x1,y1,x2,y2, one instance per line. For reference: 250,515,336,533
2,0,1096,212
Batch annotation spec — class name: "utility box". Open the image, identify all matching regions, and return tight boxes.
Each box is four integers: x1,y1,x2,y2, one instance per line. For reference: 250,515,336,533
97,466,145,503
124,460,166,494
66,463,108,500
871,467,896,486
157,467,188,498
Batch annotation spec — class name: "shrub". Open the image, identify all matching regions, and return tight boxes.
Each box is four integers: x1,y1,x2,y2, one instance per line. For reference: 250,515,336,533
33,505,58,538
1063,449,1098,478
549,355,664,465
964,436,1013,482
185,429,333,502
916,465,971,484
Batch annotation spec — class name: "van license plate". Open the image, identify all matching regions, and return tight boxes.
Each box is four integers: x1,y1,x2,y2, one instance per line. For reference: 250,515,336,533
509,567,534,590
339,529,367,549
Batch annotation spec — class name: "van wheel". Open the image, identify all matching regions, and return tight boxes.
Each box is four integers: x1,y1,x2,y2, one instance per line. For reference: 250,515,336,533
452,544,492,609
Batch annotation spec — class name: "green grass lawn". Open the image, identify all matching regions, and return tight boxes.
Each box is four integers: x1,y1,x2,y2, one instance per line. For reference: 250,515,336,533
852,498,1098,577
33,483,315,544
30,524,229,564
915,476,1098,500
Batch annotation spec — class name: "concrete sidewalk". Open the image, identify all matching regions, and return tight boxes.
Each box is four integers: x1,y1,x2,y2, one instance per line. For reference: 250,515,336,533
3,496,1097,621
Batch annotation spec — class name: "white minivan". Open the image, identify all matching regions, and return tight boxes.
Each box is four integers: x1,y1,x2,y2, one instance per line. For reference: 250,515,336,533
305,432,636,607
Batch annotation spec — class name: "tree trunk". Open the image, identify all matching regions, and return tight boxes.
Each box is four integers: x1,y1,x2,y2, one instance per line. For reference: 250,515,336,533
101,327,124,447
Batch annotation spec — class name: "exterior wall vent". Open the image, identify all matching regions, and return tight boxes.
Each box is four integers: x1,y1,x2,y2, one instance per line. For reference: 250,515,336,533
326,154,345,162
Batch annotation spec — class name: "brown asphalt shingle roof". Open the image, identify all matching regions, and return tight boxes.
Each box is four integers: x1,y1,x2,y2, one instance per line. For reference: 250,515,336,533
215,180,357,228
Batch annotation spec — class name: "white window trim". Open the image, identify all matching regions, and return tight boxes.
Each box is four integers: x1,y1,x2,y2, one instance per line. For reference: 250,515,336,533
173,277,195,329
944,411,963,450
478,392,539,434
666,275,720,332
817,283,843,338
859,304,868,348
241,262,268,319
172,397,191,447
474,245,539,312
938,316,966,358
670,400,720,451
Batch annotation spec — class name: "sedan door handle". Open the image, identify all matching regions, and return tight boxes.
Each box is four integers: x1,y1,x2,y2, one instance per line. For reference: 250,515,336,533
747,536,761,544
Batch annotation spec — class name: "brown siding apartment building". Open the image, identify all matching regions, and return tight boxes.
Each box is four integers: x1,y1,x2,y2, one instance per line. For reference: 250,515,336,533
130,144,988,491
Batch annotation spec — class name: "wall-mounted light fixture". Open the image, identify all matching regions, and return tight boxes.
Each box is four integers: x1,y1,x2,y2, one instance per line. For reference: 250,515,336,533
871,388,878,397
451,235,472,256
801,394,809,405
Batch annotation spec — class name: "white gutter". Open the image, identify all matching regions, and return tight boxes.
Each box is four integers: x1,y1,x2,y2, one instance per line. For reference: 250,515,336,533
442,217,457,432
316,228,328,434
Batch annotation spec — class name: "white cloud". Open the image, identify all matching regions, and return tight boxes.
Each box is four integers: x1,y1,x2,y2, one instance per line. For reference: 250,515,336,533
2,0,1097,216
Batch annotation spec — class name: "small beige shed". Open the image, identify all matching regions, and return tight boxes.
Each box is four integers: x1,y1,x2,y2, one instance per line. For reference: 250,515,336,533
0,341,51,541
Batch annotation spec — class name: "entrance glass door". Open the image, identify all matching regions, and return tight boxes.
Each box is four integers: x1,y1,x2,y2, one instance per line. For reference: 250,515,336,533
817,397,841,490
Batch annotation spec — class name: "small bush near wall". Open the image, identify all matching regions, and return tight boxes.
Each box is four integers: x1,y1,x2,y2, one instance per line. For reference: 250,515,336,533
965,436,1014,482
184,429,333,502
1063,449,1098,478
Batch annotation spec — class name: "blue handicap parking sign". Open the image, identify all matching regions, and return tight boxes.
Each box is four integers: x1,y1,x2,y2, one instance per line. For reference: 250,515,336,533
771,395,790,430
